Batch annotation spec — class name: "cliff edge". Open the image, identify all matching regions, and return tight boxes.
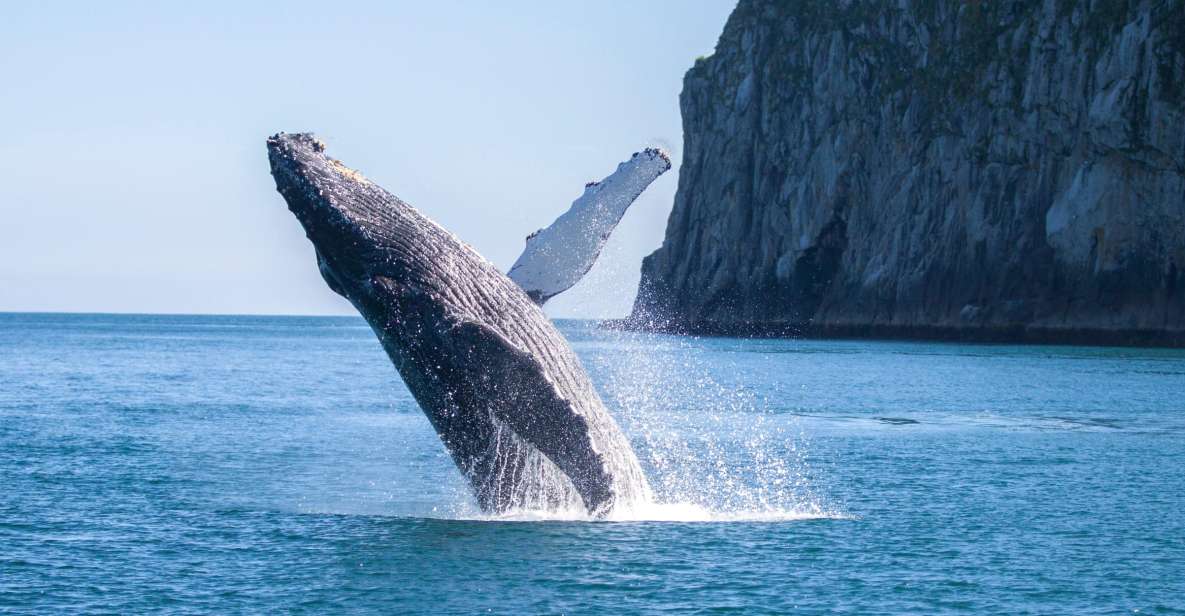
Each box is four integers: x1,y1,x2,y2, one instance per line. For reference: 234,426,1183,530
631,0,1185,346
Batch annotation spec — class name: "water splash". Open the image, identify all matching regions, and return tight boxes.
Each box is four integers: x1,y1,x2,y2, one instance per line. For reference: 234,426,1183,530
582,325,835,522
289,321,841,523
442,503,846,523
537,228,834,521
417,323,839,523
429,490,847,523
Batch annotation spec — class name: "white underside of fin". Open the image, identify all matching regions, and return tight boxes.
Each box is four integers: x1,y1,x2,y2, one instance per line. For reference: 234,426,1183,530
507,148,671,304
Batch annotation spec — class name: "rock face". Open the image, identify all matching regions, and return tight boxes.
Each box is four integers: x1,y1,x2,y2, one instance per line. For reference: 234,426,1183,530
632,0,1185,346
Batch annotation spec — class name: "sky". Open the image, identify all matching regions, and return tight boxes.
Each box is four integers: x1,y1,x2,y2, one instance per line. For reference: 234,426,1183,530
0,1,736,318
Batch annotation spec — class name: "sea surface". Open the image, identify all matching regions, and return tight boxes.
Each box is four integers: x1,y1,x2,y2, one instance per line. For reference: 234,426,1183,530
1,313,1183,614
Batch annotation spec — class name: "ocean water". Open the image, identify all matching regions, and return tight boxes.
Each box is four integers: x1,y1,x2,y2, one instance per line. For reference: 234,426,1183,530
1,313,1183,614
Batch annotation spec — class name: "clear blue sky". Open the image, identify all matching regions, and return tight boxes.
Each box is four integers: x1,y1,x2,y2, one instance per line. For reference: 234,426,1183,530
0,1,736,318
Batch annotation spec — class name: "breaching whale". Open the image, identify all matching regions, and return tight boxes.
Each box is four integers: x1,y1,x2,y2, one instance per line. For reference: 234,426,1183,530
267,133,666,516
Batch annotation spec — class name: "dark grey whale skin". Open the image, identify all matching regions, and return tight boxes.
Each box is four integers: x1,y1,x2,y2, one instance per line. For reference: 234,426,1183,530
267,133,648,515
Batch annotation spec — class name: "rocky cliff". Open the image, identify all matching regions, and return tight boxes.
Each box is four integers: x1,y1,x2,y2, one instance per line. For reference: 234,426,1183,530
632,0,1185,346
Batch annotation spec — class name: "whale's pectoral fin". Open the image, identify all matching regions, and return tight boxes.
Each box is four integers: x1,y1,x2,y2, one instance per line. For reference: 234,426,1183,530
443,319,615,513
507,148,671,305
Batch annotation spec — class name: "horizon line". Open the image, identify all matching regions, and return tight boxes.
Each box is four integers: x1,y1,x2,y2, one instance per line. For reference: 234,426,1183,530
0,309,610,321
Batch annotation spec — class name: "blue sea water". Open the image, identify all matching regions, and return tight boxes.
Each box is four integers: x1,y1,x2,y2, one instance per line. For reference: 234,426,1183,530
1,312,1183,614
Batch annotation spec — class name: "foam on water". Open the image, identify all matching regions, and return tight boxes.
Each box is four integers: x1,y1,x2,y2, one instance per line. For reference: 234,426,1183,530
434,500,848,523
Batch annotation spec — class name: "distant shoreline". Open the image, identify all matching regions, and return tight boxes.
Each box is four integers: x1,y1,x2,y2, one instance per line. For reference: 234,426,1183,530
603,319,1185,349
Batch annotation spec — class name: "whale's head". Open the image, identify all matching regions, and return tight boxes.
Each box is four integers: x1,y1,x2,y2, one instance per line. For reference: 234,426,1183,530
266,131,488,329
267,132,400,303
266,132,535,405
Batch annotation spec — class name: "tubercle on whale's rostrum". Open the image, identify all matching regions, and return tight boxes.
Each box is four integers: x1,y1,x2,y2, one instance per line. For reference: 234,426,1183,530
267,132,654,516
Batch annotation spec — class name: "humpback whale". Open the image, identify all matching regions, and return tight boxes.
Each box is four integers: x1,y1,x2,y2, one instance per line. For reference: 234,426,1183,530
267,133,665,516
